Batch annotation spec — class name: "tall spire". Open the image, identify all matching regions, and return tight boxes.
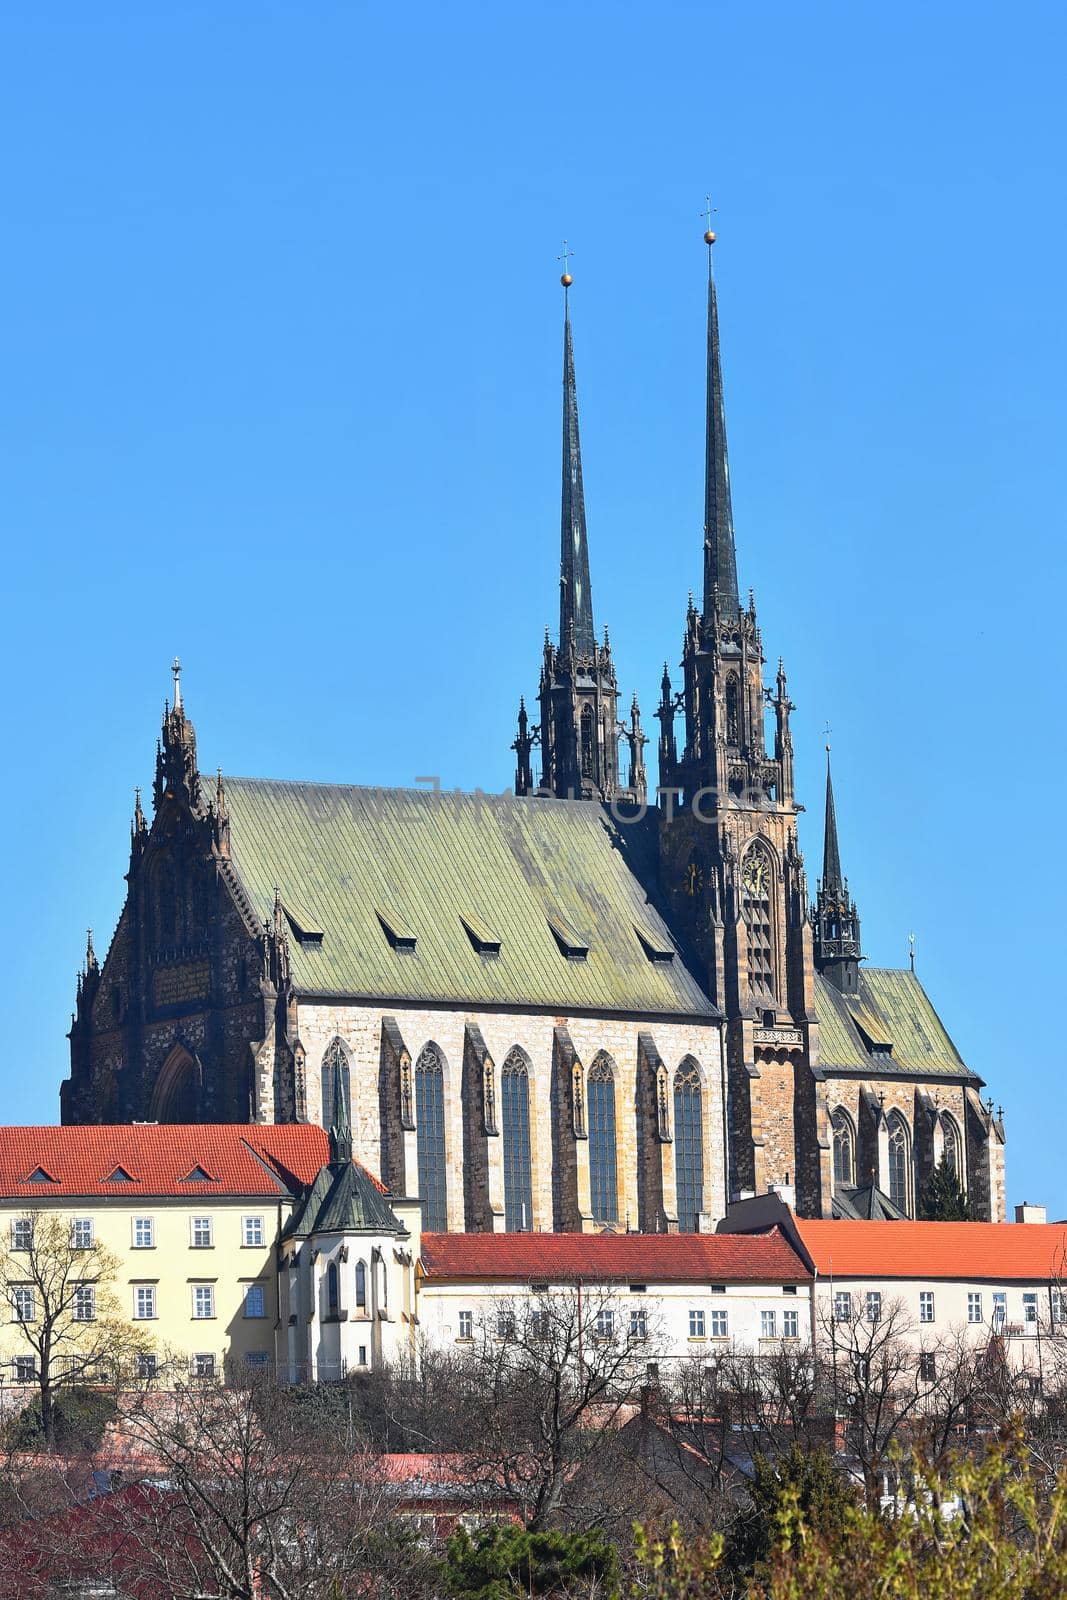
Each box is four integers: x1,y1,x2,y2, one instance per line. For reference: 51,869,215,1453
702,210,740,618
559,248,595,657
822,746,844,890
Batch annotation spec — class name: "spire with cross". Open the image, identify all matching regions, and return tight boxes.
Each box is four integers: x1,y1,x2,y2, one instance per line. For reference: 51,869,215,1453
701,194,739,619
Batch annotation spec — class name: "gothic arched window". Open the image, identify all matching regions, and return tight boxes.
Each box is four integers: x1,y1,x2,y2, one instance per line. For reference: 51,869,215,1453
832,1108,855,1189
940,1113,962,1182
501,1049,534,1232
355,1259,367,1310
415,1044,448,1232
886,1113,911,1215
741,845,776,1000
725,676,740,746
326,1261,340,1317
580,704,595,780
320,1039,351,1130
151,1044,199,1124
673,1059,704,1232
587,1055,619,1225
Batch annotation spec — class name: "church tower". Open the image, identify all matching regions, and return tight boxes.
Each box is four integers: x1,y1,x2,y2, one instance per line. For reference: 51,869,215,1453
811,749,863,994
513,264,646,801
658,224,820,1205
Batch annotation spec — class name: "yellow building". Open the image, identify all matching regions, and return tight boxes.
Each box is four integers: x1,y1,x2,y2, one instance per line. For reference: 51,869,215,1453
0,1122,415,1391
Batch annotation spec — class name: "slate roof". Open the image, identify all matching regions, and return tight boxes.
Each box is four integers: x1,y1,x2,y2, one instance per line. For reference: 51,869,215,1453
0,1125,387,1201
222,779,715,1017
792,1219,1067,1282
282,1158,404,1239
831,1184,907,1221
419,1229,810,1283
814,969,977,1080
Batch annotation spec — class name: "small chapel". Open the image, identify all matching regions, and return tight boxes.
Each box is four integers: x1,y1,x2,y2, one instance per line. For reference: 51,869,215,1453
61,230,1006,1227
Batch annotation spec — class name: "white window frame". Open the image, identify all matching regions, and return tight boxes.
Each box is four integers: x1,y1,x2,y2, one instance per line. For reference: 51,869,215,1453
71,1217,95,1251
243,1283,267,1320
919,1290,935,1323
782,1307,799,1339
630,1307,648,1340
136,1352,158,1380
919,1350,937,1383
242,1215,264,1248
11,1219,32,1252
191,1352,216,1379
595,1308,614,1340
11,1285,35,1323
192,1284,215,1320
967,1292,983,1324
689,1308,706,1339
72,1284,96,1323
1053,1289,1067,1324
710,1308,728,1339
457,1309,473,1341
992,1291,1007,1330
760,1309,776,1339
866,1291,882,1324
13,1354,36,1383
133,1285,156,1321
132,1216,155,1250
190,1216,214,1249
1024,1292,1038,1324
833,1291,852,1324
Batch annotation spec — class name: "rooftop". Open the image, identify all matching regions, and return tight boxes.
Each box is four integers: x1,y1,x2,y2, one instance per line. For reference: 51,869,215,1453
791,1218,1067,1281
420,1228,810,1283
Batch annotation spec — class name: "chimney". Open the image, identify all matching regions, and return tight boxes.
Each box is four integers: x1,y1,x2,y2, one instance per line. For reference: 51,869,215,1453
768,1178,796,1210
1015,1203,1047,1225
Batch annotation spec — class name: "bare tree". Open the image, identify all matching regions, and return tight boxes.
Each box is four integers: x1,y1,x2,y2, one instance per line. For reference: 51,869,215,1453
0,1211,154,1448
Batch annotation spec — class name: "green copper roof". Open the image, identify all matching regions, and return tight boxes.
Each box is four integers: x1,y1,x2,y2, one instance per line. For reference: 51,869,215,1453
223,780,715,1018
282,1159,403,1240
815,969,977,1080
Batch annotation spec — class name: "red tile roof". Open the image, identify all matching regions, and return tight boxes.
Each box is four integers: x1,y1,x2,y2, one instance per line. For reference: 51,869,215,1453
0,1124,387,1199
420,1228,810,1283
792,1219,1067,1282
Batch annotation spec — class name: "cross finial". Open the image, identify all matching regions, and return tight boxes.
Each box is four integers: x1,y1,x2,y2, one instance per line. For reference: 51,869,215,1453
172,656,183,713
557,238,575,290
702,194,717,246
823,719,832,753
909,931,916,972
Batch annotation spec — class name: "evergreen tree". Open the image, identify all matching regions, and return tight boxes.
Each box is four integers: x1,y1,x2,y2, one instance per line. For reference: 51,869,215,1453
442,1524,620,1599
724,1444,856,1575
918,1155,969,1220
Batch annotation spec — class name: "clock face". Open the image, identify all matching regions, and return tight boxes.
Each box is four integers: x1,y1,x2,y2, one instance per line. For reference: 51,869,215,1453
742,851,769,897
685,861,705,897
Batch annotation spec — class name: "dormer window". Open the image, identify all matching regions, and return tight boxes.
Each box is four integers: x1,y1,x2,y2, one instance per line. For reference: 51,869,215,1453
376,910,417,954
547,913,589,962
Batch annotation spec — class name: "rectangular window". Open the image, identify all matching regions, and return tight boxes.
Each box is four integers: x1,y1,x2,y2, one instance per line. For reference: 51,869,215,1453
866,1291,882,1324
834,1291,852,1324
11,1286,35,1323
783,1284,798,1295
11,1219,32,1252
190,1216,213,1249
242,1216,264,1248
689,1308,706,1339
595,1308,614,1340
192,1353,215,1379
458,1309,473,1340
71,1218,94,1251
761,1310,776,1339
992,1292,1007,1331
1053,1290,1067,1324
133,1286,156,1320
132,1217,155,1249
136,1352,158,1381
192,1285,215,1320
358,1345,368,1367
13,1355,35,1383
919,1291,935,1324
243,1283,266,1319
72,1285,96,1322
919,1351,936,1383
630,1308,648,1339
530,1307,550,1339
968,1292,983,1324
1024,1293,1038,1324
710,1309,728,1339
496,1309,514,1339
245,1351,269,1368
783,1308,799,1339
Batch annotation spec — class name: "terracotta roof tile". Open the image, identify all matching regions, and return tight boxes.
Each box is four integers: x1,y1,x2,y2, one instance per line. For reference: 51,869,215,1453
0,1125,387,1200
420,1229,810,1283
793,1219,1067,1281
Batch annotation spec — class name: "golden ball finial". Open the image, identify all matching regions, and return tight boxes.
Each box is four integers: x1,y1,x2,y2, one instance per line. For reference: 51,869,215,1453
560,272,573,287
704,229,716,245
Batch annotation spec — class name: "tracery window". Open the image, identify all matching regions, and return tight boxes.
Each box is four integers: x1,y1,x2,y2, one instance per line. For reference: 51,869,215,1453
320,1038,351,1130
501,1049,534,1232
673,1060,704,1232
355,1260,367,1310
587,1055,619,1224
415,1044,448,1232
580,705,595,780
940,1113,962,1181
725,676,740,746
741,845,775,1000
832,1109,855,1188
886,1113,911,1215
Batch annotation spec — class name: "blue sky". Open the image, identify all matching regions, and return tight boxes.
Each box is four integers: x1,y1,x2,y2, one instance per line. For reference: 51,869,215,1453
1,2,1063,1212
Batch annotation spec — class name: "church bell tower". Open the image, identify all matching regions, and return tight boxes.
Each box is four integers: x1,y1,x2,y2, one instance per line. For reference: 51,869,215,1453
513,258,646,802
658,221,820,1205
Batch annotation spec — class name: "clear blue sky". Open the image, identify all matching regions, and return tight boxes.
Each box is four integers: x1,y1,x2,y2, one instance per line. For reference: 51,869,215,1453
2,2,1063,1212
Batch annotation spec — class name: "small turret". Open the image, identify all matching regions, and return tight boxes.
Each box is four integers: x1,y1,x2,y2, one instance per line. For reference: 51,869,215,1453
812,747,863,992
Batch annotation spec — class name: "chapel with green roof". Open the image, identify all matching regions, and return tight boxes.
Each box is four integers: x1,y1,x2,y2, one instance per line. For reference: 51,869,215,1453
61,230,1005,1225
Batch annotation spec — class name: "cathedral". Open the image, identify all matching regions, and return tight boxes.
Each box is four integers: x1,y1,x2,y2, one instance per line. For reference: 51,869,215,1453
61,231,1006,1227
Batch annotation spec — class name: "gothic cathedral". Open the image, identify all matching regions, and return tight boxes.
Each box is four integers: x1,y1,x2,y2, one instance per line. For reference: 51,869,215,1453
62,232,1006,1227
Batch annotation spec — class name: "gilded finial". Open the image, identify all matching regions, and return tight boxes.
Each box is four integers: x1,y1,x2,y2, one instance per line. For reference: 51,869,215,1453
702,194,717,246
557,238,574,288
172,656,182,713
